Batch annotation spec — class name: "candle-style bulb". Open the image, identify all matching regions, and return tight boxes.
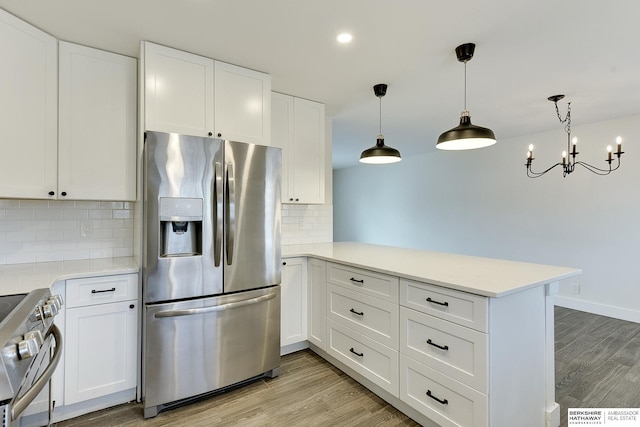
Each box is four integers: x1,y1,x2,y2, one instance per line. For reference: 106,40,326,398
607,145,612,153
616,136,622,144
528,144,534,152
572,137,577,145
562,150,567,158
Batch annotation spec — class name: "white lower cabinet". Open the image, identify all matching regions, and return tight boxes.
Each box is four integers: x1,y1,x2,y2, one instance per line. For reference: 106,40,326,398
280,258,308,353
64,300,138,404
64,274,138,404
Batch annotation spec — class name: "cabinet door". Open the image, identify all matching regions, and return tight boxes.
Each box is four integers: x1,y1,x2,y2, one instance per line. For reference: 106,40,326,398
0,9,57,199
281,257,307,348
214,61,271,145
291,98,325,204
64,300,138,404
307,258,327,350
144,42,214,137
58,42,137,201
271,92,293,201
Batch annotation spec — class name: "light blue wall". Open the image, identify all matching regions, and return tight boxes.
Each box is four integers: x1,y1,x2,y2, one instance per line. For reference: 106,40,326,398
333,114,640,320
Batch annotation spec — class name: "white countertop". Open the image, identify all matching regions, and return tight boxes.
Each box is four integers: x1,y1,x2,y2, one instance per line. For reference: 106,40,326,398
0,257,139,295
282,242,580,298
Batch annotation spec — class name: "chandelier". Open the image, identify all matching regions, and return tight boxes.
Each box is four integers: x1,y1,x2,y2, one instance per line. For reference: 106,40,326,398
525,95,624,178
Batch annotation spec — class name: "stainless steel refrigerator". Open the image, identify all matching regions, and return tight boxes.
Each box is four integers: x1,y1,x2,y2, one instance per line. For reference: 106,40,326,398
142,131,281,418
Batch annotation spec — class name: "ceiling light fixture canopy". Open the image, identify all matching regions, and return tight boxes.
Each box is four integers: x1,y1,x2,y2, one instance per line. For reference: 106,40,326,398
437,43,496,150
525,95,624,178
360,83,402,164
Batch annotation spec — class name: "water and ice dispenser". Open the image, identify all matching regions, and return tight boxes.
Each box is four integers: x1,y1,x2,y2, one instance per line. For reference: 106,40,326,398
159,197,203,257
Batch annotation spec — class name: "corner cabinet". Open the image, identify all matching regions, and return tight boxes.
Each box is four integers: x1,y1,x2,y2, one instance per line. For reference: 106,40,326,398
58,42,137,201
271,93,325,204
143,41,271,145
0,9,57,199
280,258,308,355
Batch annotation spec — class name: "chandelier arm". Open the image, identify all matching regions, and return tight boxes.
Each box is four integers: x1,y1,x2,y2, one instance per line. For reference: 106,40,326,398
574,159,621,175
526,162,563,178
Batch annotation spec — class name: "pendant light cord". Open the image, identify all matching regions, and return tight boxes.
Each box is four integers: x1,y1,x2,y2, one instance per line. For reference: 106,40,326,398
463,61,467,112
379,96,382,135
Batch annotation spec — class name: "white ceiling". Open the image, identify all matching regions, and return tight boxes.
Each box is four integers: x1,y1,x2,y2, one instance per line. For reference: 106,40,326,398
1,0,638,168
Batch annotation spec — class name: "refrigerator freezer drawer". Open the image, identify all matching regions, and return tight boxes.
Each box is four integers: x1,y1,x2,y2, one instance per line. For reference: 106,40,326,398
143,286,281,417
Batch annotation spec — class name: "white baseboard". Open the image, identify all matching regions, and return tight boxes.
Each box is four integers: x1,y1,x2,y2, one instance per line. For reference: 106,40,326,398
555,295,640,323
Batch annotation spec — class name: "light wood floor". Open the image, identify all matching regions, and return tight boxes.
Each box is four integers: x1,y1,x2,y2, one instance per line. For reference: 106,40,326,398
57,307,640,427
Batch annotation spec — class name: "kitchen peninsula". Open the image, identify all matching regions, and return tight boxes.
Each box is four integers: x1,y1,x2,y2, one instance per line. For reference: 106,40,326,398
282,242,580,427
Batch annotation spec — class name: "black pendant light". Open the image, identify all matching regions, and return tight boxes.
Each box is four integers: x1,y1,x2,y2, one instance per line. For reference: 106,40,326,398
437,43,496,150
360,83,402,164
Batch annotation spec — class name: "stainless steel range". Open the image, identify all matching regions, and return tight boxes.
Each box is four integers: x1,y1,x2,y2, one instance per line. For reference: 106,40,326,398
0,289,63,426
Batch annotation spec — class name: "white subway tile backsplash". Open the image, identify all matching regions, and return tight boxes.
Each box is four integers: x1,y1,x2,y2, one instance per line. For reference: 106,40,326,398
0,199,136,265
281,204,333,246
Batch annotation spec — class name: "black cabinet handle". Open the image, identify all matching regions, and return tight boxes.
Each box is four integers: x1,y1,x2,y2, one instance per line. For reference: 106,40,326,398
91,287,116,294
349,308,364,316
426,339,449,351
282,261,287,266
48,191,55,196
350,277,364,284
295,198,299,202
426,390,448,405
426,297,449,307
129,304,135,309
349,348,364,357
61,191,67,196
208,132,213,136
217,133,222,137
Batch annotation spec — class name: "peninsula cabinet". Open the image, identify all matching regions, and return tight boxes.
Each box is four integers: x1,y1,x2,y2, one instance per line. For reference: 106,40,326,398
271,93,325,204
0,9,57,199
301,256,560,427
58,42,137,201
143,41,271,145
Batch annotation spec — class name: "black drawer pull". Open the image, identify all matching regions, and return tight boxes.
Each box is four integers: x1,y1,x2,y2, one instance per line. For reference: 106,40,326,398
92,287,116,294
427,339,449,351
349,308,364,316
426,297,449,307
349,277,364,283
349,347,364,357
426,390,448,405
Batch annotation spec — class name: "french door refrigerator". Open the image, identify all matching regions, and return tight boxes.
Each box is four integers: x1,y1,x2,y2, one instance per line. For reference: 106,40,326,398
142,131,281,418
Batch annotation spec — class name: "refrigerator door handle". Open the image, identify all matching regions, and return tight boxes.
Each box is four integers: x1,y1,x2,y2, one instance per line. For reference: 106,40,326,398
214,162,223,267
225,162,236,265
153,292,276,318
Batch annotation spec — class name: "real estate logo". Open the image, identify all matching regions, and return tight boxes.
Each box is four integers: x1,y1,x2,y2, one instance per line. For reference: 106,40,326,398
568,408,640,426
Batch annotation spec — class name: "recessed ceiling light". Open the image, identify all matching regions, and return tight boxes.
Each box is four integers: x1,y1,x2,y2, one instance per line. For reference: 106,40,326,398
337,33,352,43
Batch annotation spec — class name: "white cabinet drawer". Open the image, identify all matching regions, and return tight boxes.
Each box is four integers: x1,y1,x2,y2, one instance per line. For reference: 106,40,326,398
66,274,138,308
400,279,487,332
400,307,487,393
327,283,398,348
400,355,487,427
327,319,398,397
328,262,398,302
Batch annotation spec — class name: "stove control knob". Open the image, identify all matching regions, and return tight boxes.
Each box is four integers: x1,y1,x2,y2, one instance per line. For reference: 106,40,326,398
46,295,63,312
49,294,64,308
18,336,39,360
42,302,58,318
24,330,43,347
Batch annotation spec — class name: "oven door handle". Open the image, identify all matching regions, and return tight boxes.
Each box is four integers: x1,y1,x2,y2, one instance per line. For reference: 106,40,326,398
11,324,62,421
154,292,276,318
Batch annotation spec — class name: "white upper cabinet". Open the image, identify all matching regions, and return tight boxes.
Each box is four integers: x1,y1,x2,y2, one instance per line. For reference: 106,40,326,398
143,42,271,145
143,42,215,137
58,42,137,201
214,61,271,145
272,93,325,204
0,9,57,199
